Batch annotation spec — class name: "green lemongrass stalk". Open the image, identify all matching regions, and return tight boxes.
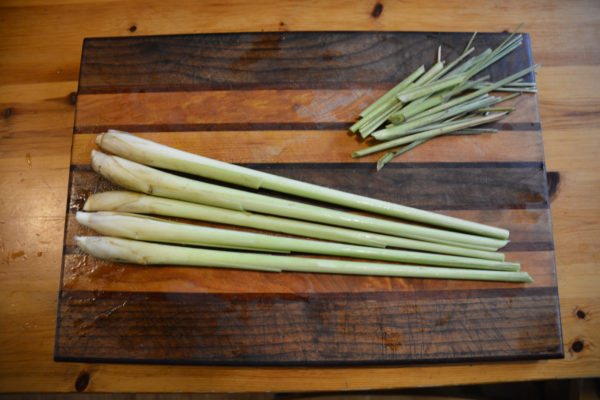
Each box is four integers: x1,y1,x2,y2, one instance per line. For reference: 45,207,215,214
90,151,509,250
76,211,518,271
84,191,506,261
477,107,516,112
353,112,509,158
377,139,429,171
469,39,523,80
359,102,404,138
447,48,492,77
353,65,426,131
413,64,539,121
385,96,491,134
487,91,521,104
374,95,496,140
471,84,537,93
463,32,478,54
391,74,486,125
441,75,490,101
414,61,445,85
96,131,510,240
356,65,425,121
448,128,499,135
362,58,466,132
357,63,444,134
389,95,442,123
376,123,502,170
474,37,523,75
504,82,536,87
353,97,398,134
462,23,524,82
431,47,475,81
396,74,465,103
376,122,504,170
76,236,533,283
396,115,483,136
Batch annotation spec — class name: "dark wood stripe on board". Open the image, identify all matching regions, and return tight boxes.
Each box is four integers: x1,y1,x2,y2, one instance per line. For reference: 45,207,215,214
78,32,534,93
66,162,549,211
73,122,541,133
54,287,562,365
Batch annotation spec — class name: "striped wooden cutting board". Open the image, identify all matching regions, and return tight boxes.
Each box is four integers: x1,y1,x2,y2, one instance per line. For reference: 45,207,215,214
55,31,563,365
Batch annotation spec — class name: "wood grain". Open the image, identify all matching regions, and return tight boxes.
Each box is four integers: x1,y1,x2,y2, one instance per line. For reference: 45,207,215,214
59,251,556,294
0,0,598,393
55,288,561,365
75,32,534,92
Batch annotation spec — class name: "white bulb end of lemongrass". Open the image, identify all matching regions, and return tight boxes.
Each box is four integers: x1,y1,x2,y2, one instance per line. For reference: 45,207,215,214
83,191,145,212
90,150,160,196
75,210,92,226
75,235,149,265
96,129,130,147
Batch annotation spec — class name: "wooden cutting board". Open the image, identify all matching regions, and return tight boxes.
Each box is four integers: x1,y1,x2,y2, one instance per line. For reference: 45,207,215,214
55,31,563,365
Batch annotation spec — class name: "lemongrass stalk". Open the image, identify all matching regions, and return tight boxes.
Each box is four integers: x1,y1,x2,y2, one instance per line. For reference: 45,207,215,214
489,91,521,103
463,31,478,54
353,97,398,133
477,107,516,112
473,37,523,75
471,38,523,76
414,61,444,85
441,75,490,101
448,128,499,135
85,191,506,261
431,47,475,81
363,55,469,131
96,131,510,240
385,96,491,134
356,65,425,120
447,48,492,77
399,115,482,136
389,95,442,123
396,74,465,103
76,211,518,271
92,152,507,250
504,82,536,87
376,122,502,170
471,84,537,93
463,23,524,82
373,95,496,140
359,102,404,138
91,151,509,250
377,139,429,171
356,98,402,135
76,236,533,283
353,112,508,158
412,64,540,121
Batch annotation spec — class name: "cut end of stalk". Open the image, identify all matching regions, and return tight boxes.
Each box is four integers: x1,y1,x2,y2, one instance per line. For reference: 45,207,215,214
75,211,92,226
95,133,105,146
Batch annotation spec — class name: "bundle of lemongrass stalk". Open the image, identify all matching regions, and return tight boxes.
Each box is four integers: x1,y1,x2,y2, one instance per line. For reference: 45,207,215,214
350,24,538,170
74,130,532,283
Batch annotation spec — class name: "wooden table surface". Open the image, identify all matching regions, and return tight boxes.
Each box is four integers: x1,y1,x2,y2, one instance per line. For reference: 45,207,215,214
1,0,598,393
